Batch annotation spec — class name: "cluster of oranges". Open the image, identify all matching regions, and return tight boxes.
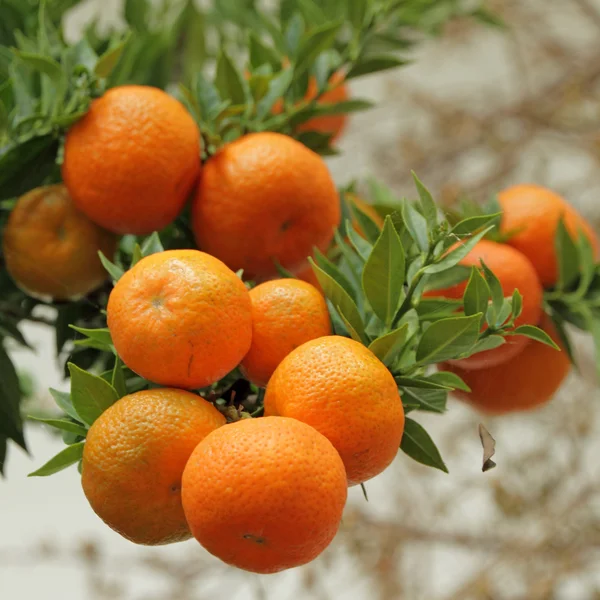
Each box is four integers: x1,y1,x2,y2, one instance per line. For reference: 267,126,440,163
429,184,599,415
82,248,404,573
2,82,347,300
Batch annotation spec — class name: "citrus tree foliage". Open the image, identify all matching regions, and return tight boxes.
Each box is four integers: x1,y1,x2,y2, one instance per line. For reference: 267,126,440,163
27,178,557,478
0,0,503,473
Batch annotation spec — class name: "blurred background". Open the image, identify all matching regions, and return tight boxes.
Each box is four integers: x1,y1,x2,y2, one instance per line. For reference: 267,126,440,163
3,1,600,598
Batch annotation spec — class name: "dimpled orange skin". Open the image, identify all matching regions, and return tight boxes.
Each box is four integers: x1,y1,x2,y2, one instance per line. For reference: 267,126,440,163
107,250,252,389
499,184,600,287
192,132,341,281
82,388,226,545
2,184,117,300
440,314,570,415
181,416,347,574
62,85,201,235
264,336,405,486
240,279,332,387
424,239,543,370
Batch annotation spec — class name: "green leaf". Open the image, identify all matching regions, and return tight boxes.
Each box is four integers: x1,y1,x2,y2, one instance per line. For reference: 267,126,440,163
68,363,119,426
463,267,490,322
463,335,505,356
423,265,470,293
256,67,294,119
348,0,368,28
112,356,127,399
131,243,143,267
69,326,113,347
555,217,580,291
511,289,523,320
362,216,405,326
346,55,408,79
346,219,373,261
140,232,164,256
573,229,596,298
249,32,281,69
494,299,513,328
0,316,31,349
428,370,471,392
400,418,448,472
424,227,493,274
310,258,367,343
28,417,87,437
401,201,429,252
314,248,357,302
295,21,342,77
194,72,222,121
450,213,502,236
348,198,381,244
368,324,409,366
395,377,453,391
512,325,560,350
0,343,26,450
416,314,482,364
95,35,130,78
28,441,84,477
400,386,447,413
98,251,124,282
215,50,248,106
285,12,305,56
411,172,438,225
336,308,365,344
416,298,462,321
14,51,63,82
480,259,505,314
49,388,80,421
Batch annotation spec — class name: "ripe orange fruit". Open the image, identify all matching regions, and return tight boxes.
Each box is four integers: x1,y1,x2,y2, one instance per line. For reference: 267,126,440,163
82,388,225,545
62,85,200,235
264,336,404,485
107,249,252,389
499,184,600,287
240,279,331,387
182,416,347,573
424,239,543,370
440,314,570,415
192,132,340,281
297,72,349,142
2,184,117,300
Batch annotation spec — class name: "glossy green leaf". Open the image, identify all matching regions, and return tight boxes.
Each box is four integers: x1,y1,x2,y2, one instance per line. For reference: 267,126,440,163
68,363,119,426
511,325,560,350
249,32,281,69
555,217,580,291
416,298,462,321
346,219,373,261
400,418,448,472
480,259,505,314
215,50,248,106
256,67,294,118
428,370,471,392
285,13,305,56
112,357,127,399
416,314,482,364
368,324,409,366
95,35,130,78
14,51,63,82
98,251,124,282
423,265,470,293
28,441,84,477
362,216,405,325
310,259,367,343
463,267,489,322
395,376,452,391
464,335,505,356
347,55,408,79
401,200,429,252
49,388,80,421
0,343,26,450
400,386,447,413
412,172,438,225
28,417,87,437
348,199,381,244
424,227,493,274
69,326,112,347
450,213,502,236
511,289,523,320
314,248,357,302
295,21,342,76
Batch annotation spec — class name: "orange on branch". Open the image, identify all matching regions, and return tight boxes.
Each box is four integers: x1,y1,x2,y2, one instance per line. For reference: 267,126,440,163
2,184,117,300
240,279,331,387
107,250,252,389
192,132,340,281
82,388,225,545
182,416,347,574
265,336,404,486
62,85,200,235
